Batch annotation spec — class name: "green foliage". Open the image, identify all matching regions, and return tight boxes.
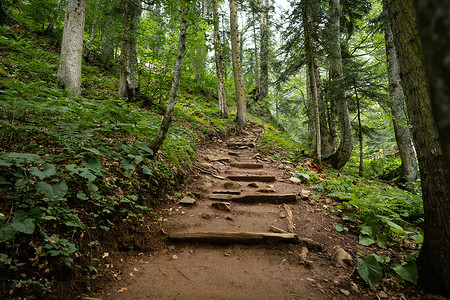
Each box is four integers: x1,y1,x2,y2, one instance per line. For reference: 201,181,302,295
357,254,383,290
391,262,418,284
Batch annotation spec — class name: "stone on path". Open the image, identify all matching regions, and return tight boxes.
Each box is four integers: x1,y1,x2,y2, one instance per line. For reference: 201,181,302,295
179,197,196,205
224,181,241,189
211,202,232,211
335,246,352,267
247,182,259,188
289,177,301,184
270,225,288,233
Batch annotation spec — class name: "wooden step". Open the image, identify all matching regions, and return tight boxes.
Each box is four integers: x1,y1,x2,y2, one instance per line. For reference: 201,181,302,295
227,175,275,182
230,162,264,169
168,231,298,244
208,193,297,204
212,190,241,195
227,142,256,149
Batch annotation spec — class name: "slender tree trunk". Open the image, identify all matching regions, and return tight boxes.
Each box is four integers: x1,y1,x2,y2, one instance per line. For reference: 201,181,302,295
355,83,363,177
57,0,86,95
384,15,418,182
252,8,260,94
230,0,246,129
101,16,116,69
328,0,353,169
88,0,100,44
259,0,269,100
213,0,227,118
385,0,450,296
119,0,141,101
45,0,62,33
414,0,450,171
150,7,189,156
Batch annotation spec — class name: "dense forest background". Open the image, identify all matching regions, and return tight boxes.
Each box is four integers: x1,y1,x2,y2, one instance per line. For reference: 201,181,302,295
0,0,449,298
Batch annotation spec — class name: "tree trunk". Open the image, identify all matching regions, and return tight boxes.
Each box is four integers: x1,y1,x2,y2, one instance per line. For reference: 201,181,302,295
259,0,269,100
87,0,100,45
101,16,116,69
57,0,87,95
119,0,141,101
328,0,353,169
150,7,189,156
213,0,227,118
385,0,450,296
45,0,62,33
384,15,418,182
230,0,246,129
414,0,450,171
355,83,363,177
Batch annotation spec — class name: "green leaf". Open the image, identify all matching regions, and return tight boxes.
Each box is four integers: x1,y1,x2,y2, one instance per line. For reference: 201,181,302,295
82,147,103,156
392,262,418,284
357,255,382,290
342,213,357,222
121,159,136,170
9,153,40,162
359,234,376,246
83,157,102,170
78,168,96,183
12,218,35,234
360,225,373,236
377,234,388,249
372,254,391,264
410,234,423,244
0,223,17,242
77,192,88,200
137,143,153,155
335,224,349,232
30,164,56,180
142,165,153,176
52,181,68,198
36,181,54,198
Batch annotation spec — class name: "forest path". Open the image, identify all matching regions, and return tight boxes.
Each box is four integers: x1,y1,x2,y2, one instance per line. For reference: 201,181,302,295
99,123,369,300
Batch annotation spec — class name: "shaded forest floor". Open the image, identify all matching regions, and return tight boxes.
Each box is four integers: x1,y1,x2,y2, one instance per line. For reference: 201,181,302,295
88,124,424,300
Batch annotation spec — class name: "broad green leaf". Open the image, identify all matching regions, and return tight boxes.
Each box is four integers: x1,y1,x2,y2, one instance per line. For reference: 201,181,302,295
30,164,56,180
12,218,35,234
9,153,40,162
357,255,382,290
77,192,88,200
410,235,423,244
359,233,376,246
137,143,153,155
335,224,348,232
87,183,98,192
36,181,54,198
82,147,103,156
0,159,13,166
342,213,357,222
121,159,136,170
83,158,102,170
142,165,153,175
78,168,96,183
0,223,17,242
377,234,388,249
360,225,373,236
372,254,391,264
52,181,68,198
392,262,418,284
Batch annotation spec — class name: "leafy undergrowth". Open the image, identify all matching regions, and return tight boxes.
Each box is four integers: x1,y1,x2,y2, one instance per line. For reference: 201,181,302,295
0,25,234,298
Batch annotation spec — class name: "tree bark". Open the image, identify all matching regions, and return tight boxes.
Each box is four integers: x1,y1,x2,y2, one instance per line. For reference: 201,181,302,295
230,0,246,129
259,0,269,100
213,0,227,118
57,0,87,95
384,15,418,182
355,83,363,177
328,0,353,169
385,0,450,296
150,7,189,156
119,0,141,101
414,0,450,172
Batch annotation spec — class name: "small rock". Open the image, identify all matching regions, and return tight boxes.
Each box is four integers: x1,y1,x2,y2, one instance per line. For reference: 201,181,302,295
205,182,214,189
300,189,312,199
268,185,274,188
211,202,232,211
180,197,196,205
335,246,352,266
306,277,315,282
168,245,176,251
172,255,178,260
378,291,389,299
279,212,286,218
224,181,241,189
198,163,212,169
340,289,350,296
189,249,194,254
289,177,301,184
201,213,212,220
247,182,259,188
196,185,208,192
270,225,288,233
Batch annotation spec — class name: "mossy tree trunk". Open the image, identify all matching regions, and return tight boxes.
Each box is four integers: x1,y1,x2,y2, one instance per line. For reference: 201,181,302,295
386,0,450,296
213,0,227,118
57,0,86,95
230,0,246,129
384,14,418,182
259,0,269,100
150,7,189,157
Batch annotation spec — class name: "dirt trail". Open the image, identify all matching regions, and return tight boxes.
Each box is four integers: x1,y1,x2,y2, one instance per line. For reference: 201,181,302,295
94,124,404,300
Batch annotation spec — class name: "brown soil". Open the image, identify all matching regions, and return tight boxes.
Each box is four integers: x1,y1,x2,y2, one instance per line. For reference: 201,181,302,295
86,124,423,300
